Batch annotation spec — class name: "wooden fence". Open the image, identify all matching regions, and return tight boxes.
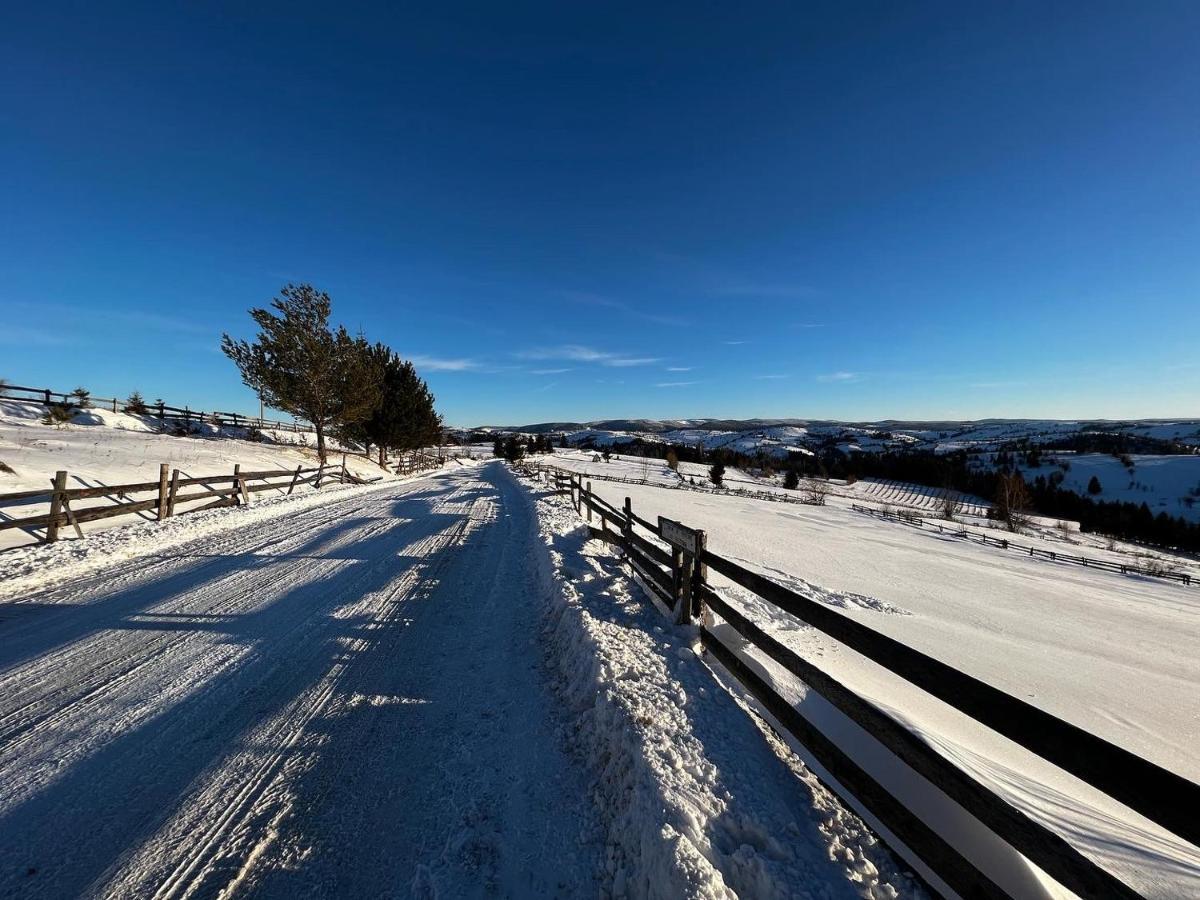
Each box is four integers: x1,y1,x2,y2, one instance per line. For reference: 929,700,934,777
393,451,445,478
851,504,1195,586
527,458,826,507
1,382,313,434
0,461,358,546
524,464,1199,899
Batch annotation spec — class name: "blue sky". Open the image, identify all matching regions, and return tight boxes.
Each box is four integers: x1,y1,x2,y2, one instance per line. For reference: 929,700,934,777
2,2,1197,425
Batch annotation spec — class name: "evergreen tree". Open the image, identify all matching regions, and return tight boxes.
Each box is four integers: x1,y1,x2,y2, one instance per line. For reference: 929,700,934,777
124,391,148,415
492,437,505,457
666,449,679,470
502,434,525,462
709,461,725,487
42,402,75,427
222,283,381,462
1087,475,1103,495
70,386,91,409
353,343,441,467
783,469,800,490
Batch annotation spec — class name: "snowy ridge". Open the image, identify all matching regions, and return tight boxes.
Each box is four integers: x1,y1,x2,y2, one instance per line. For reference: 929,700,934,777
530,485,922,898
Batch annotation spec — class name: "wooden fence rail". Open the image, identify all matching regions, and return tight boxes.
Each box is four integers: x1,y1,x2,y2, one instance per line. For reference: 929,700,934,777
851,503,1195,586
519,463,1199,899
0,461,349,546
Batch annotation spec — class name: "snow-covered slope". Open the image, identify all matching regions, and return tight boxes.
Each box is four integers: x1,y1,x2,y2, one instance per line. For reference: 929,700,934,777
0,399,393,549
578,478,1200,896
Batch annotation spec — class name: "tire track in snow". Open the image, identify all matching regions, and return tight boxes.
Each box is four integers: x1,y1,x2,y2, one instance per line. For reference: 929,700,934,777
0,490,428,786
0,471,500,897
137,494,482,900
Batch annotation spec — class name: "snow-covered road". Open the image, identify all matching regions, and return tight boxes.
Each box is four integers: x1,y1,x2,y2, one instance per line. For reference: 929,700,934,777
0,464,602,898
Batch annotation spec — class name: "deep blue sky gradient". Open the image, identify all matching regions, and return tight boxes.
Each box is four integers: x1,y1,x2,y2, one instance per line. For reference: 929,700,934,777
2,2,1198,424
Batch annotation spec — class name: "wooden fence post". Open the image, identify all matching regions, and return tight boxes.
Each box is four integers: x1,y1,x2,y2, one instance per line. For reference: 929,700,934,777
168,469,180,516
586,481,592,522
288,465,302,495
47,470,67,543
693,530,708,625
675,549,695,625
623,497,633,544
670,546,684,612
157,463,170,521
233,464,241,505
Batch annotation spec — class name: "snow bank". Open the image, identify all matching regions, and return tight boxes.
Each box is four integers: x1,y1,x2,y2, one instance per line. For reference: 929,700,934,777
524,481,923,899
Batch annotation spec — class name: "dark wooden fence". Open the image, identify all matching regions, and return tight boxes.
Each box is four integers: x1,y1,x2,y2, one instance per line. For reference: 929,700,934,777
851,503,1195,586
393,451,445,478
526,456,827,507
524,464,1199,899
0,461,361,546
1,382,312,434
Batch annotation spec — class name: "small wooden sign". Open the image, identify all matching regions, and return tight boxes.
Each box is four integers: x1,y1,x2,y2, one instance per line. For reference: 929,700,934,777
659,516,700,555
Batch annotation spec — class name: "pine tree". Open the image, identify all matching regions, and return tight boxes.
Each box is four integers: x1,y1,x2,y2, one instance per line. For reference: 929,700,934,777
502,434,525,462
124,391,148,415
42,402,75,427
353,343,441,467
783,469,800,490
666,449,679,470
222,284,381,462
709,461,725,487
70,386,91,409
1087,475,1103,495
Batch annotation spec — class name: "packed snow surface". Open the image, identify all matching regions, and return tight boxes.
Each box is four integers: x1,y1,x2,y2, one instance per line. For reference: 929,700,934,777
530,480,922,899
0,462,921,899
0,466,603,897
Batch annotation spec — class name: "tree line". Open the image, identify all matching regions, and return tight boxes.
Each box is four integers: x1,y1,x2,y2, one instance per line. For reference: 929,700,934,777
222,283,441,466
573,436,1200,553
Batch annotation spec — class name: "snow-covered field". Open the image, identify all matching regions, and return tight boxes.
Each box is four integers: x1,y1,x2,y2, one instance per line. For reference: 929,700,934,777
1012,453,1200,522
0,399,391,550
577,477,1200,896
0,461,926,898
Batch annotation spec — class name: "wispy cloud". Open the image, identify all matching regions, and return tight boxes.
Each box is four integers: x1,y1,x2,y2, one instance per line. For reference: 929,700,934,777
533,381,558,393
970,380,1028,389
817,371,863,383
653,253,819,300
656,381,698,388
712,283,819,299
605,357,661,367
665,366,694,372
754,374,789,380
517,344,660,367
11,301,212,335
723,340,748,346
796,323,825,329
0,325,77,347
531,367,572,375
408,355,481,372
561,291,687,328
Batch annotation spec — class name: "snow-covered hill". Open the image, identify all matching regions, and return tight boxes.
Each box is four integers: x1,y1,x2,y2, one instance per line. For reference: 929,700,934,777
0,399,393,550
573,473,1200,897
